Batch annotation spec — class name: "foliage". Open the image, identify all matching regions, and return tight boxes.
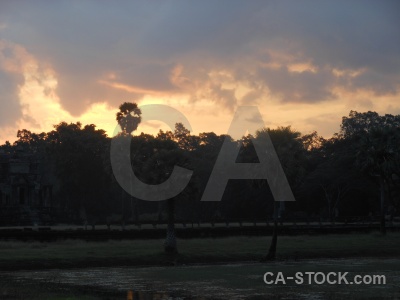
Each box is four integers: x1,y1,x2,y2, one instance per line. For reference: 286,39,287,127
1,109,399,224
116,102,142,135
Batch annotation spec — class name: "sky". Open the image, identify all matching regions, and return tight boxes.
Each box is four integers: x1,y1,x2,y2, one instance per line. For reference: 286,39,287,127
0,0,399,144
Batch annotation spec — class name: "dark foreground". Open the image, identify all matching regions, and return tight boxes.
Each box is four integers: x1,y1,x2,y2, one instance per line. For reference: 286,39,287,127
1,233,400,270
0,233,400,299
1,258,400,300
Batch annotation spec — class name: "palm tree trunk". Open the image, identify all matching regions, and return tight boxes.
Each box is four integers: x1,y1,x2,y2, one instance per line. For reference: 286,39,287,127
164,198,177,254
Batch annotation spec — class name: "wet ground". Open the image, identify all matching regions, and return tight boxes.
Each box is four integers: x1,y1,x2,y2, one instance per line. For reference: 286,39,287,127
1,258,400,299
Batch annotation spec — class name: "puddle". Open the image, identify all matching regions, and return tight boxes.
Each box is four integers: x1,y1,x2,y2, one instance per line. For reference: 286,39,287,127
2,258,400,299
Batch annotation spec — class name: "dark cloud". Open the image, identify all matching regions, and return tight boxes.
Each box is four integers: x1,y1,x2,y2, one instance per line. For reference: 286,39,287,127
0,0,398,116
208,84,238,112
0,40,25,127
348,71,400,96
241,90,264,105
0,70,22,127
255,66,337,103
115,62,178,92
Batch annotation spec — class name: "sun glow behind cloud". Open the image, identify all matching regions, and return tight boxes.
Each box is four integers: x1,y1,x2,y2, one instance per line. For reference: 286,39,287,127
0,45,238,143
0,43,119,143
0,1,399,144
1,42,399,145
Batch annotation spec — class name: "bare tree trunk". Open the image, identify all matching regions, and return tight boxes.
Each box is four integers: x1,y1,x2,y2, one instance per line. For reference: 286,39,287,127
164,198,177,254
264,220,278,261
263,202,279,261
380,176,386,235
129,161,139,224
121,189,125,230
131,197,139,224
157,201,164,222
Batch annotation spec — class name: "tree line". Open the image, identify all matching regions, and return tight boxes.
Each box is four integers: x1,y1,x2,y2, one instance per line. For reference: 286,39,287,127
1,104,400,238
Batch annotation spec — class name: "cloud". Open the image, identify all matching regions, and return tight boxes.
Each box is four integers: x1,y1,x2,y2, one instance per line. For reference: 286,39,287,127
0,70,22,127
304,113,343,137
245,112,265,125
256,65,337,103
0,0,399,142
348,71,400,96
0,40,26,127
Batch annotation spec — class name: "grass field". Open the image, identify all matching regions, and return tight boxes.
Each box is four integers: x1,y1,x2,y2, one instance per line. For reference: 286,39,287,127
0,232,399,270
1,233,400,299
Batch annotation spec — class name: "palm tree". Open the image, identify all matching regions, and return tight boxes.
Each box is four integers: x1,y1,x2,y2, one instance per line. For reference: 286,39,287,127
115,102,142,224
116,102,142,135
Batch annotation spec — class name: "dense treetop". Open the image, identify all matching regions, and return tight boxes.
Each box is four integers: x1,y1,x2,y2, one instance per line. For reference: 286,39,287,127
1,109,399,224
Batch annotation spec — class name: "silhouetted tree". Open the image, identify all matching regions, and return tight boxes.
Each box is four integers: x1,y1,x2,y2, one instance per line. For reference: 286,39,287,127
338,111,400,234
116,102,142,135
115,102,142,224
47,122,110,222
256,126,307,260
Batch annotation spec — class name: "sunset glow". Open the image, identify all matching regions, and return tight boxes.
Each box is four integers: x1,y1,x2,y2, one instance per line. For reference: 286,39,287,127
0,1,399,144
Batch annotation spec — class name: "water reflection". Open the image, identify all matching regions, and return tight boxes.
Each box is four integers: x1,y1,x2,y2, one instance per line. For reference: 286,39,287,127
127,290,169,300
3,259,400,300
